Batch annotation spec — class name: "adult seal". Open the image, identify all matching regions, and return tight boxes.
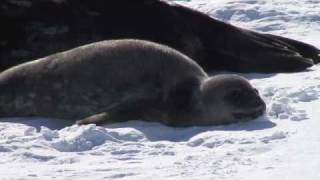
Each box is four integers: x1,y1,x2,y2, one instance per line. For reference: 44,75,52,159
1,0,319,72
0,40,266,127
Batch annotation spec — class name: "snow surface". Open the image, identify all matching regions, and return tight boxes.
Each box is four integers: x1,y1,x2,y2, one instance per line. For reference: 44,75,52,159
1,0,320,179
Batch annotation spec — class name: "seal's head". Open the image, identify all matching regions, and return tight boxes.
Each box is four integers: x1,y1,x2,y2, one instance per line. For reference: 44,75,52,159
198,74,266,125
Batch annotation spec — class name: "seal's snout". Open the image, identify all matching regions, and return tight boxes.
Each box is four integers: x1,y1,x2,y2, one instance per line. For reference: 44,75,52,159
246,92,265,107
254,102,267,117
251,94,266,113
252,89,267,115
227,86,266,120
232,99,266,119
246,93,266,119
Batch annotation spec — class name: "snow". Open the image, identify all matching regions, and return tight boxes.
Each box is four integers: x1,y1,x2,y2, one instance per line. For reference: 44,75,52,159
1,0,320,179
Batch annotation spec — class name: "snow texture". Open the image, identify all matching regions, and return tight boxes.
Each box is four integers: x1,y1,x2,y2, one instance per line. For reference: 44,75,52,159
1,0,320,179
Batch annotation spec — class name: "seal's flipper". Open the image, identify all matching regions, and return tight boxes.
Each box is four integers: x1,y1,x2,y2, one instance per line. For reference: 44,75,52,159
76,112,110,125
222,29,315,72
76,96,162,126
262,34,320,63
208,24,314,72
215,50,313,73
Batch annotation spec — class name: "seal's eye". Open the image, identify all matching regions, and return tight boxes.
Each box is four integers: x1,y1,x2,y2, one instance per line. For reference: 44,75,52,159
254,88,259,94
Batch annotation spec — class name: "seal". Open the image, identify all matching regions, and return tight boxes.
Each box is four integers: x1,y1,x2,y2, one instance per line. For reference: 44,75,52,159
1,0,319,72
0,39,266,127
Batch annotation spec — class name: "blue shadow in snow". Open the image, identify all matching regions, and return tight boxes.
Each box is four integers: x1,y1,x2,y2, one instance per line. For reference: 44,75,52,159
0,115,275,142
105,115,276,142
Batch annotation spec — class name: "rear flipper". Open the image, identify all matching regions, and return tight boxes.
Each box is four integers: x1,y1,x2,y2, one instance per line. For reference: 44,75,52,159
216,49,314,73
256,33,320,63
214,27,314,72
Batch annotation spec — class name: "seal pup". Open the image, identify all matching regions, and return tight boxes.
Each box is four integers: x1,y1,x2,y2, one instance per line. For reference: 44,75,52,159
1,0,318,72
0,39,266,127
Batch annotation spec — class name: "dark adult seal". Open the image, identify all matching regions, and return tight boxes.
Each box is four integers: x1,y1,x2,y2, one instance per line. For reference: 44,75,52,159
1,0,319,72
0,40,266,127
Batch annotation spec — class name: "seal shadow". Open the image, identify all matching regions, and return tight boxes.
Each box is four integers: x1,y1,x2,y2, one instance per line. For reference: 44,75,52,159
105,115,276,142
0,117,75,131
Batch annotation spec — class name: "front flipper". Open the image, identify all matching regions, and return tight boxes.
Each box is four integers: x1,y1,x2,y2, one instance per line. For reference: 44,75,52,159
76,96,163,126
76,112,110,126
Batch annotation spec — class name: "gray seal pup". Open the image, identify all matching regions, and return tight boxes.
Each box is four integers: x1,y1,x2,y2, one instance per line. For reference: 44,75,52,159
0,39,266,127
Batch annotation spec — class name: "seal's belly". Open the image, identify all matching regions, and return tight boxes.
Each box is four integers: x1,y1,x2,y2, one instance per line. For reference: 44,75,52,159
7,81,156,120
7,86,113,120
